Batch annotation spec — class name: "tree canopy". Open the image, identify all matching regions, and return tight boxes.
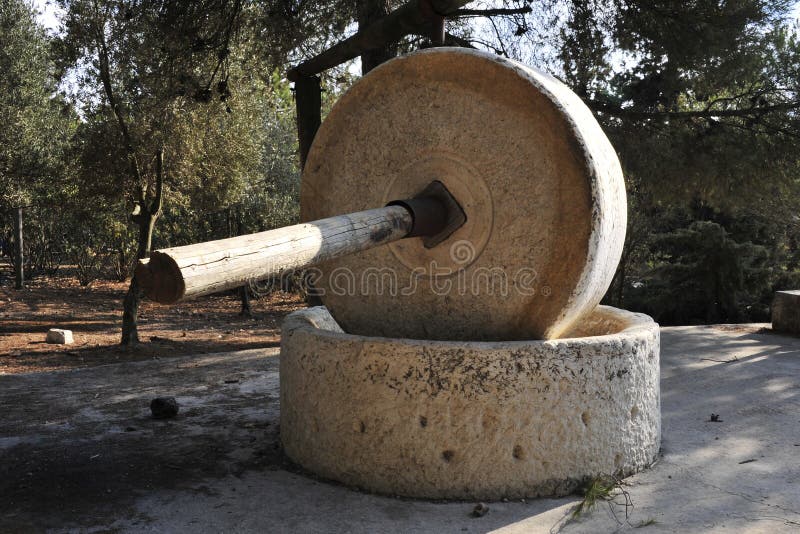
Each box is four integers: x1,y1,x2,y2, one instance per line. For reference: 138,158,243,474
2,0,799,329
0,0,73,208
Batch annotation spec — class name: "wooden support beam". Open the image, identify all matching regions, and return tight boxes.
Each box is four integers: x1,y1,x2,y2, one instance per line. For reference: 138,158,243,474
422,0,446,45
286,0,471,82
294,75,322,169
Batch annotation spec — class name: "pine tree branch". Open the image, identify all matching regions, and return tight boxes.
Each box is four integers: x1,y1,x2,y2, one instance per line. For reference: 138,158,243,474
588,99,800,119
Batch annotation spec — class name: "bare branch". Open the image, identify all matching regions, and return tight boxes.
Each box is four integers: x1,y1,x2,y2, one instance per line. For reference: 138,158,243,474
444,32,476,48
449,6,532,17
487,15,509,57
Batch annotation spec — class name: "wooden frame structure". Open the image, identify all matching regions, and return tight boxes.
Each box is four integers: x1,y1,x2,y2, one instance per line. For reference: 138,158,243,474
287,0,472,168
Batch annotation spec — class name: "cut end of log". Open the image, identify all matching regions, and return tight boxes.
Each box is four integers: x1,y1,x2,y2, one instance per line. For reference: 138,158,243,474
136,251,186,305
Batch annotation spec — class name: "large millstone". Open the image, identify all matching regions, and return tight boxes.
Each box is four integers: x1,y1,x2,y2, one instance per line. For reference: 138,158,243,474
302,48,626,341
280,306,661,500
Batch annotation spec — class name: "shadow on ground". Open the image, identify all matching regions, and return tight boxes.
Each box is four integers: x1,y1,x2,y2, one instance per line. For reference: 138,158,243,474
1,325,799,532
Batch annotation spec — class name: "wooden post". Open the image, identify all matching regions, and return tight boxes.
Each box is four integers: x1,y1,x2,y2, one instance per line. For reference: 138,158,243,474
294,75,322,169
13,207,23,289
421,0,446,45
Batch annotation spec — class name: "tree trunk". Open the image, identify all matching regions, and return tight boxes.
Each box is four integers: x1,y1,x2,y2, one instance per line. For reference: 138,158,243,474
239,286,253,317
117,245,127,282
13,207,23,289
121,150,164,347
121,213,158,346
235,212,253,317
614,247,630,307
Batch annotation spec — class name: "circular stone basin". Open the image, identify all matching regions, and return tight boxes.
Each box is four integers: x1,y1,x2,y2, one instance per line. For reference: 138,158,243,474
280,306,660,500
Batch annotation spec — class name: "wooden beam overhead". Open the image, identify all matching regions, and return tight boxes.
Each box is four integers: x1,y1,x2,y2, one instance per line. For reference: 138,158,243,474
287,0,470,81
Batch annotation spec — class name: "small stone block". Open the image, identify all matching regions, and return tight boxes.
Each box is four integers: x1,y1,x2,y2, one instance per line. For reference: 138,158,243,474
772,290,800,334
46,328,74,344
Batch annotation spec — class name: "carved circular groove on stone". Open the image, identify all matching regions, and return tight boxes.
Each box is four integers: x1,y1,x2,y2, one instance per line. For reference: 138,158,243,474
383,151,492,274
301,48,627,341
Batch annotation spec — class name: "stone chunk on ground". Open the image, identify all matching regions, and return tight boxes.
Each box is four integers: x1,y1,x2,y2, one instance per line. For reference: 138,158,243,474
772,290,800,334
46,328,74,344
150,397,179,419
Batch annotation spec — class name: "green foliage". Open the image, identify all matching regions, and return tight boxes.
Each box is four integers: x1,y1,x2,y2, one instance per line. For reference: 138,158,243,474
603,197,800,325
625,220,769,324
2,0,303,288
154,70,300,248
64,203,136,285
544,0,800,323
3,0,799,330
0,0,73,208
2,206,66,280
0,0,75,283
552,0,800,208
59,0,249,204
572,475,620,519
56,0,303,275
559,0,611,99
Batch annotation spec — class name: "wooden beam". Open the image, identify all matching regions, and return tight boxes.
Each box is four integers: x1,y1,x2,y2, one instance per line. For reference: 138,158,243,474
287,0,471,82
294,75,322,168
136,206,414,304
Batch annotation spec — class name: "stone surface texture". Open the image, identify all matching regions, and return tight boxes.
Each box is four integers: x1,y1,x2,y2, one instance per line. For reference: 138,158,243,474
772,290,800,334
45,328,73,344
301,48,627,341
280,306,660,500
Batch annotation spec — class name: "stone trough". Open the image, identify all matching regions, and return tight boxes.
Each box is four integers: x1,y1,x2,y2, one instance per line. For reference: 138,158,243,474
280,305,660,500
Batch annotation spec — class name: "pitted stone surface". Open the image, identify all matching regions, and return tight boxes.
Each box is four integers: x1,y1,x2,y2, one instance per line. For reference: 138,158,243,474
301,48,627,341
280,306,660,500
772,290,800,334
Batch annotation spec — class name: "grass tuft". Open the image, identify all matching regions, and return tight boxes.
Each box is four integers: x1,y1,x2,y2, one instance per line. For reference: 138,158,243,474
571,475,620,519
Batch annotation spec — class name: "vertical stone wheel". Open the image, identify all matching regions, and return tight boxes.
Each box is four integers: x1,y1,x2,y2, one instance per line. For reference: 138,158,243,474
302,47,627,341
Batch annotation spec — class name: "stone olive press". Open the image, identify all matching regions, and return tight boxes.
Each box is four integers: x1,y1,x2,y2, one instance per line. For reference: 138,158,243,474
138,48,660,500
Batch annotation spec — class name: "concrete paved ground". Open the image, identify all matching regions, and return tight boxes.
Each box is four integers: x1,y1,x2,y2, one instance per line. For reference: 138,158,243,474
1,324,799,533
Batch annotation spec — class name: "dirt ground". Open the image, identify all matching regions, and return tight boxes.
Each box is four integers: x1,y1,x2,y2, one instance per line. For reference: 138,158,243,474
2,324,799,531
0,273,305,374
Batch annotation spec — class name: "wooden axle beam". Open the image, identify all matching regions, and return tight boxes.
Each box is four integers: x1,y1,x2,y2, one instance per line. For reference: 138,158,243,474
137,206,413,305
136,186,464,304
